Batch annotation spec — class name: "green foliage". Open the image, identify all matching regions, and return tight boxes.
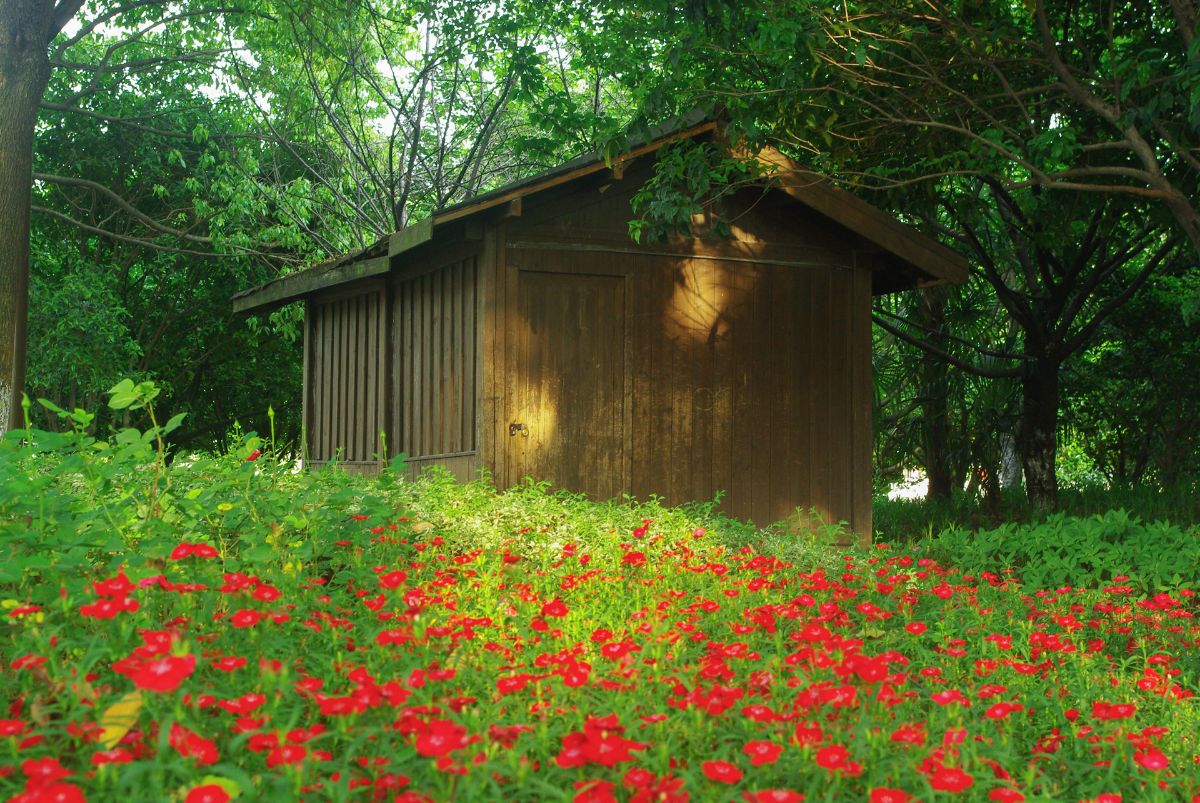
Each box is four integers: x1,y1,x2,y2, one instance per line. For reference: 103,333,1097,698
3,389,1199,801
927,510,1200,593
627,140,763,242
875,483,1200,543
1062,266,1200,488
1,381,842,604
395,467,846,576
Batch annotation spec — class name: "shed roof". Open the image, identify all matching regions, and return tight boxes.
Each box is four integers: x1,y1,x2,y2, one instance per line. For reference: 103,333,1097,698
233,118,967,314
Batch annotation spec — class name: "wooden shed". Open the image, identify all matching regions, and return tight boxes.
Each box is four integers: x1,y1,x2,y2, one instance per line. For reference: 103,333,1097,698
234,119,966,537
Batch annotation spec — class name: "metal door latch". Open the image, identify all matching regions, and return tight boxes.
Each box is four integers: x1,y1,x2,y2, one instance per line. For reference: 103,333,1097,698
509,422,528,437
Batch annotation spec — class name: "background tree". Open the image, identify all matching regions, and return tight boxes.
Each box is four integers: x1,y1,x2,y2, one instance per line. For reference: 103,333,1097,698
1,0,287,435
1062,269,1200,489
557,0,1198,508
224,0,637,252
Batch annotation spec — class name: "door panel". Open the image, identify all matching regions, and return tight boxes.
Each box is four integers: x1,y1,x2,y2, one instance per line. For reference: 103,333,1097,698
507,269,626,499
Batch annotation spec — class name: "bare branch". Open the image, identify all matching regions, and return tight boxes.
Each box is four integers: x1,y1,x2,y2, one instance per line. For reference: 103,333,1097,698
872,314,1025,379
35,172,214,244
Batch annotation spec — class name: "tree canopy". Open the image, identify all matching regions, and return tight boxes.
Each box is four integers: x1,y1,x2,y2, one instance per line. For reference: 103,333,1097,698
2,0,1197,506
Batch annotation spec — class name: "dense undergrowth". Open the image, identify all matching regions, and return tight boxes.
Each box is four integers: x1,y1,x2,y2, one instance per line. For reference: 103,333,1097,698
1,388,1198,802
874,484,1200,542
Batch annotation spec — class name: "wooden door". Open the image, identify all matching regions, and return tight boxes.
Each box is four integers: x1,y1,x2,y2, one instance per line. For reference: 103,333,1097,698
507,269,626,499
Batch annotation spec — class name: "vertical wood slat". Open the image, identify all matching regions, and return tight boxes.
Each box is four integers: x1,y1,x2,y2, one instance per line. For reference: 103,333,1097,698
307,288,386,464
480,228,498,476
424,270,434,457
324,305,334,461
850,265,873,541
313,308,321,460
391,256,479,460
769,265,795,524
343,297,354,461
379,290,389,460
335,299,345,460
301,300,311,462
364,294,372,458
357,295,367,459
834,272,854,528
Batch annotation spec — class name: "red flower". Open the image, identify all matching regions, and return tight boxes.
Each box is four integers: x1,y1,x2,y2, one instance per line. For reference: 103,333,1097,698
186,785,232,803
169,542,218,560
266,744,307,767
815,744,849,771
0,719,26,737
904,622,927,635
21,757,71,784
211,656,247,672
743,740,783,766
1091,701,1136,721
11,654,47,671
793,722,824,746
984,702,1024,720
246,448,262,461
928,767,974,793
415,719,470,758
561,661,590,688
130,654,196,692
621,551,646,567
989,788,1026,802
542,598,570,618
251,584,280,602
229,609,265,629
744,792,805,803
91,748,135,765
890,723,926,746
378,570,407,589
555,717,647,769
79,596,139,619
931,689,970,707
93,572,135,597
702,760,743,784
17,783,87,802
1134,748,1168,770
170,723,219,766
869,789,913,803
573,779,618,803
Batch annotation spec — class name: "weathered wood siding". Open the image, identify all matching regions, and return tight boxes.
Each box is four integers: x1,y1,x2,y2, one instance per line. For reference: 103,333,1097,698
482,169,874,535
306,281,387,466
391,253,480,478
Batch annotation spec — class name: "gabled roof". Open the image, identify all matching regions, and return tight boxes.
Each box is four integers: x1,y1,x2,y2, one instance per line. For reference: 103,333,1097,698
233,117,966,314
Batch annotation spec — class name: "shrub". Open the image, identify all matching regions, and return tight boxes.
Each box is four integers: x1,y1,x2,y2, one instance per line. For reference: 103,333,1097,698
928,510,1200,592
1,387,1198,802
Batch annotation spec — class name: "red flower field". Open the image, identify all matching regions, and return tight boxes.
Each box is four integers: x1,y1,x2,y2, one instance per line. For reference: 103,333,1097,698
2,505,1199,802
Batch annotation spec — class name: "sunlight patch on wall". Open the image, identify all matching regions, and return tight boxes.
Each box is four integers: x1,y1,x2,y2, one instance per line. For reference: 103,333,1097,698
662,259,759,346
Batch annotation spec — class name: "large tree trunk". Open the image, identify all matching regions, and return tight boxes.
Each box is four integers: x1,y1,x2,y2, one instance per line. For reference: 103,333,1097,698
0,1,52,433
918,287,954,501
1018,359,1061,510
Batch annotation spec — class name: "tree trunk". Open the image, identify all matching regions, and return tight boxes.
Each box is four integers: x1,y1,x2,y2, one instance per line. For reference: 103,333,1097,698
0,2,52,433
1017,359,1061,510
997,431,1022,488
918,287,954,501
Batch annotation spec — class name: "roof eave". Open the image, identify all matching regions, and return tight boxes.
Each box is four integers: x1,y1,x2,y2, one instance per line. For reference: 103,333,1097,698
754,147,968,288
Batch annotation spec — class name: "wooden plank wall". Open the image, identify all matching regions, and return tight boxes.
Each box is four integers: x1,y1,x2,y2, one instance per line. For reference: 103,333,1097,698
488,171,874,534
307,282,387,464
392,254,479,464
623,259,867,530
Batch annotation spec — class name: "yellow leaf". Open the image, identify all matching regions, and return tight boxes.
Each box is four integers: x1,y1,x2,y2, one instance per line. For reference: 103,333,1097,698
98,691,143,749
196,776,241,799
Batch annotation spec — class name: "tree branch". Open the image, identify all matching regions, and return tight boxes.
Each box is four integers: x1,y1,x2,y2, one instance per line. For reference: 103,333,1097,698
872,314,1025,379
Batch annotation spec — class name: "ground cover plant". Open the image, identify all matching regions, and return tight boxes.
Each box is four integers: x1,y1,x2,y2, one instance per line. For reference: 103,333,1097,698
2,390,1199,802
